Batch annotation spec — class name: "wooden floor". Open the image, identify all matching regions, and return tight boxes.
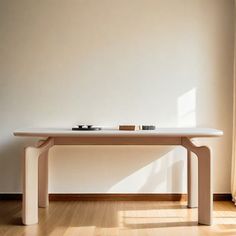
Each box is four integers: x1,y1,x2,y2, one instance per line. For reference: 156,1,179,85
1,201,236,236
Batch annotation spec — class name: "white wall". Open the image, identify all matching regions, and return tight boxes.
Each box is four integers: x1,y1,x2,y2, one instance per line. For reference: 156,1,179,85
0,0,234,193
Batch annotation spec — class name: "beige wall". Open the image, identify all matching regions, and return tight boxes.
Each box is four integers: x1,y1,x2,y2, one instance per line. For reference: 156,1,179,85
0,0,234,193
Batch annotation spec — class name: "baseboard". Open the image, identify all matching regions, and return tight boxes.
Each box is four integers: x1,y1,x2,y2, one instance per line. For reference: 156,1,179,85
213,193,232,201
0,193,232,201
0,194,22,200
49,193,187,201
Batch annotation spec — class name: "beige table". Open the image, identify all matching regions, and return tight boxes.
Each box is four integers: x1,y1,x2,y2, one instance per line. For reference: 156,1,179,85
14,128,223,226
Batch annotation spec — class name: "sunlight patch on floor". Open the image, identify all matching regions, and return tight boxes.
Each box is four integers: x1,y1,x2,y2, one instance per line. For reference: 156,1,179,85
118,208,197,226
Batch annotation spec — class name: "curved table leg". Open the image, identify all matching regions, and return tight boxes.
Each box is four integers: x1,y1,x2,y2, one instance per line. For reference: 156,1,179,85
23,138,54,225
38,144,49,208
182,137,212,225
187,150,198,208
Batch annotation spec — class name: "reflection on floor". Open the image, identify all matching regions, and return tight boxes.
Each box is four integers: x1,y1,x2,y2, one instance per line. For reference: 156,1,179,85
0,201,236,236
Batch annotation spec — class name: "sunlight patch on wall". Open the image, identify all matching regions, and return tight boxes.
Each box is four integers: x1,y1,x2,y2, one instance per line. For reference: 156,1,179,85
107,148,186,193
178,88,196,127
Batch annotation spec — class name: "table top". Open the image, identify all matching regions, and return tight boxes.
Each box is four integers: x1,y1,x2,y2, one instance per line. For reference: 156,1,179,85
14,127,223,138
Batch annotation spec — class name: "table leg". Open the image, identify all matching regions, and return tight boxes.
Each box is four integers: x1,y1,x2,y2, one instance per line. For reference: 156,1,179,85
38,149,49,208
187,150,198,208
22,138,54,225
182,137,212,225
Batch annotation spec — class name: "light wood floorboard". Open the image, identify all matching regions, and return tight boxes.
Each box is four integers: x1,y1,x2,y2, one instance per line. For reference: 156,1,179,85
1,201,236,236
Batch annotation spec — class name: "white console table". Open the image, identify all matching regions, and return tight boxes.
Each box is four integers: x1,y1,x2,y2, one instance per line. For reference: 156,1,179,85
14,128,223,226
